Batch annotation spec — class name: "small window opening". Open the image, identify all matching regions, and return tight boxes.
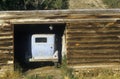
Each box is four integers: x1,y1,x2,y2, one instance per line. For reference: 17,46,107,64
35,38,47,43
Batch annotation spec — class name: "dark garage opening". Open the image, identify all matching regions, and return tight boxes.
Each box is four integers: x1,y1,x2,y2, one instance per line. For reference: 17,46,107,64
14,24,66,71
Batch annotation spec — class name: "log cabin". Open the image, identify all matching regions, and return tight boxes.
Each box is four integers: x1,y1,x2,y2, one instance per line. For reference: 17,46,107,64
0,9,120,76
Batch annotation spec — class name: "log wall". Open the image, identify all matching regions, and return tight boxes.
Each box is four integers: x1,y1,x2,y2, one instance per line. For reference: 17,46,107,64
0,22,13,77
0,9,120,75
67,22,120,68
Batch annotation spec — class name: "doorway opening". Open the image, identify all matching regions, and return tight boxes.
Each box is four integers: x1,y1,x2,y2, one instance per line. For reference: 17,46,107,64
14,24,66,71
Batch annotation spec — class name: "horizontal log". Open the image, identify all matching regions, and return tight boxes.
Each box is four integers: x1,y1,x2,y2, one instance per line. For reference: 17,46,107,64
67,14,120,19
0,56,13,60
1,9,120,16
67,39,120,42
67,52,120,56
0,36,13,40
67,32,120,35
67,60,120,65
67,30,120,34
0,46,13,50
1,10,120,24
0,43,13,46
65,18,120,23
67,58,120,63
0,63,7,66
5,18,118,24
0,14,68,19
68,22,120,26
67,36,120,39
67,55,120,59
0,41,13,45
1,28,12,31
0,50,13,53
67,46,120,50
67,41,120,45
68,25,120,29
0,29,13,33
1,13,120,20
0,57,13,60
67,38,120,41
67,43,120,48
68,45,120,48
67,45,120,49
0,32,13,36
67,34,120,37
67,37,120,41
67,33,120,36
67,29,120,33
10,19,65,24
0,53,13,56
67,49,120,53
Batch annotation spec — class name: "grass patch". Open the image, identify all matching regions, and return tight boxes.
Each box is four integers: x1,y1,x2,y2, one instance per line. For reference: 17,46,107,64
25,75,53,79
61,56,78,79
75,69,120,79
103,0,120,8
61,56,120,79
0,70,22,79
1,56,120,79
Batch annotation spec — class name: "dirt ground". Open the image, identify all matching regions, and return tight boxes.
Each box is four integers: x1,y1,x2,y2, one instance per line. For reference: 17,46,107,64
24,66,63,79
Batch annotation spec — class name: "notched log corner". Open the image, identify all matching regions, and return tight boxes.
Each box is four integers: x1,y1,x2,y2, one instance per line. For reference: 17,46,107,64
0,21,13,30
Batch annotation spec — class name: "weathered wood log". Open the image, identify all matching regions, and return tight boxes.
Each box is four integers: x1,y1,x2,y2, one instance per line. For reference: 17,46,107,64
1,9,120,16
0,9,120,70
0,46,13,50
67,49,120,53
0,32,13,34
0,36,13,40
67,59,120,64
0,41,13,46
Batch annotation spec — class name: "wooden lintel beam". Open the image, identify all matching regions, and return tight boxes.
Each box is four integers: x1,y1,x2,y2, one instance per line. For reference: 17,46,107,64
9,18,120,24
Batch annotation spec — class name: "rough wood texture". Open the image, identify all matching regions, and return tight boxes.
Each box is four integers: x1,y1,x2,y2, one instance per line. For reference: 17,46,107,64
0,22,13,76
0,9,120,24
67,23,120,66
0,9,120,72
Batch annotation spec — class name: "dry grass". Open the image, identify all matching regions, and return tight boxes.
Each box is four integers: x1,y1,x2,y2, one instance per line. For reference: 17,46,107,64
61,57,120,79
0,70,22,79
73,69,120,79
1,66,119,79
